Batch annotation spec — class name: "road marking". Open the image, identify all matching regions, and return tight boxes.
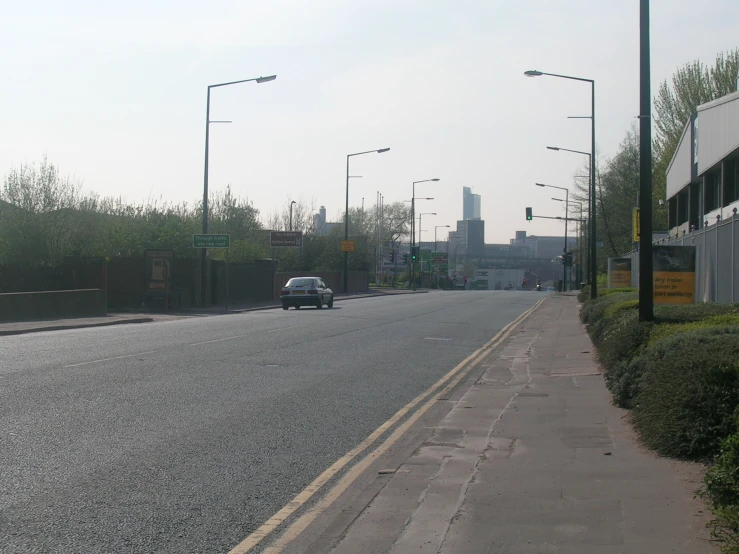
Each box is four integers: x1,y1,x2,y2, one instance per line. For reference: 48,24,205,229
189,334,252,346
63,351,158,368
228,297,547,554
266,325,304,334
189,325,305,346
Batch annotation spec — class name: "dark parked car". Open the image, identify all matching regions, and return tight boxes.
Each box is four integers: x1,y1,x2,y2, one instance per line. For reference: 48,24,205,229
280,277,334,310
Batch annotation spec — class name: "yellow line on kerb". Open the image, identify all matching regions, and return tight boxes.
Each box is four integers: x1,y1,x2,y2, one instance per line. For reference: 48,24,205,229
228,297,546,554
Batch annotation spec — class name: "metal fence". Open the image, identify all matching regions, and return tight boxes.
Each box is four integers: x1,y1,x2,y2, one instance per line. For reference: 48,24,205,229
624,212,739,303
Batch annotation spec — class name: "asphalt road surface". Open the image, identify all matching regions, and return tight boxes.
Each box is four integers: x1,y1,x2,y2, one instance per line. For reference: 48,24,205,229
0,291,541,553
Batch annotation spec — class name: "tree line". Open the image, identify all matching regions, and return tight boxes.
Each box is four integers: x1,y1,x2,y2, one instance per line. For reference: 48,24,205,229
0,158,411,273
571,48,738,269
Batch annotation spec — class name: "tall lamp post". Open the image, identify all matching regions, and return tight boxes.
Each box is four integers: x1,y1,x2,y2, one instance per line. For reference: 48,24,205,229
553,198,583,286
344,148,390,293
546,146,591,286
289,200,297,231
638,0,654,322
536,183,569,291
411,179,439,290
526,69,597,299
417,212,436,288
201,74,276,307
434,225,450,253
435,224,450,289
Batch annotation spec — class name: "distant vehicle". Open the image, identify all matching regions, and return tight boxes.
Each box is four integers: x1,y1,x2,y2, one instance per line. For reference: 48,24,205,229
545,286,556,292
280,277,334,310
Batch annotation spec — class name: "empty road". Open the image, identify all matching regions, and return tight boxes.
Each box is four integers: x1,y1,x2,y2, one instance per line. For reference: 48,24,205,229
0,291,541,553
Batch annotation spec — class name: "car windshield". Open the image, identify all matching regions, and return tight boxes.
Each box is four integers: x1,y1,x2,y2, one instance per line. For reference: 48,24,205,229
286,278,315,288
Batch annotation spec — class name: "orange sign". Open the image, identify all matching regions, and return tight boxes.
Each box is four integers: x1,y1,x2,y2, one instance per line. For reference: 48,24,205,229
340,240,355,252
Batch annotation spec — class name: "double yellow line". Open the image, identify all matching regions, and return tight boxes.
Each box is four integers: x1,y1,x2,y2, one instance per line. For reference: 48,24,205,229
229,297,546,554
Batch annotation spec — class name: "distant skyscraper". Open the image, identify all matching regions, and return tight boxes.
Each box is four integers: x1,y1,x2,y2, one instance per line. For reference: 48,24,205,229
462,186,481,220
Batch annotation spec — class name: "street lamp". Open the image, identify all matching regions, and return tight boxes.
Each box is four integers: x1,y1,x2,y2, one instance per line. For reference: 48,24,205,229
553,197,584,287
289,200,297,231
410,179,439,291
417,213,437,246
526,69,597,299
344,148,390,292
201,74,276,307
535,183,569,291
547,145,591,285
435,225,450,253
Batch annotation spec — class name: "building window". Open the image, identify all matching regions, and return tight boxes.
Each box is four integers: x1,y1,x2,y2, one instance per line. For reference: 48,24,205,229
705,172,721,212
677,190,689,225
668,197,678,229
724,159,739,206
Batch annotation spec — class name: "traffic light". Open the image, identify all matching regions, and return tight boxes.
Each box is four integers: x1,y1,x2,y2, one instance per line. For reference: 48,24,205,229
411,246,420,262
403,253,409,264
522,278,527,286
525,207,533,221
389,252,395,263
565,252,574,266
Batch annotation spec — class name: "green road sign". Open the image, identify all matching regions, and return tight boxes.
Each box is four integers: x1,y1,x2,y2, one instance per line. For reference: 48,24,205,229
193,234,230,248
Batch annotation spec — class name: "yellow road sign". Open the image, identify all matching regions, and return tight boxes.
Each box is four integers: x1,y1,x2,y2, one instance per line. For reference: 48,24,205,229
633,208,640,243
340,240,355,252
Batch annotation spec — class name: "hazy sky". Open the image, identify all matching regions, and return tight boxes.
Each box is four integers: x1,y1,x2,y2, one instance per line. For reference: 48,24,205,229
1,0,737,244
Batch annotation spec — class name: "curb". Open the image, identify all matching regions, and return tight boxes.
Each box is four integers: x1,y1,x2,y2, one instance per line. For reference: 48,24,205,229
174,289,430,315
0,317,154,337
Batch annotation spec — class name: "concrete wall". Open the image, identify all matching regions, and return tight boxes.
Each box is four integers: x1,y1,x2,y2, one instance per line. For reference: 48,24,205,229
0,289,107,322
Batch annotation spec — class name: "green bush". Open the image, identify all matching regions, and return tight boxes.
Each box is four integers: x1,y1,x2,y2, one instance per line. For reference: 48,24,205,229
577,285,590,303
700,432,739,553
580,291,638,325
632,327,739,460
596,312,654,407
654,303,739,324
603,298,639,319
600,287,637,296
649,314,739,346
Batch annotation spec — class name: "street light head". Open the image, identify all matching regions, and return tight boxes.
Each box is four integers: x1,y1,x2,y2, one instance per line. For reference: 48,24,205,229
256,75,277,83
552,197,564,202
431,178,440,182
524,70,543,77
535,183,546,187
377,148,390,153
546,146,560,151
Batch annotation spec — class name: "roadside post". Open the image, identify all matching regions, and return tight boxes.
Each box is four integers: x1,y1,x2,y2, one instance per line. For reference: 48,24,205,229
193,234,230,307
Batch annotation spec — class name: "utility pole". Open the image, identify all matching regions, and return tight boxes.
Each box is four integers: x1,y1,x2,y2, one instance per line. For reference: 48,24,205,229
638,0,654,321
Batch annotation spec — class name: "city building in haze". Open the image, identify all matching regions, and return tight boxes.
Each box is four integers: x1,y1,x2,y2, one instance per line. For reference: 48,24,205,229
462,186,481,220
312,206,341,236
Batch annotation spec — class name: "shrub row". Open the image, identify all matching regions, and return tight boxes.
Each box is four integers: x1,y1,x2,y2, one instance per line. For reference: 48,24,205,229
581,291,739,551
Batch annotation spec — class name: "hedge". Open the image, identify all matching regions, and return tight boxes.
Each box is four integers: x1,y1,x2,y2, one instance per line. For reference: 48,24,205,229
701,432,739,553
631,327,739,460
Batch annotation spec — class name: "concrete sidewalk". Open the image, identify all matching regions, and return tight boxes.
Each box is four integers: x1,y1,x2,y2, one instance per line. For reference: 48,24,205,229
317,294,715,553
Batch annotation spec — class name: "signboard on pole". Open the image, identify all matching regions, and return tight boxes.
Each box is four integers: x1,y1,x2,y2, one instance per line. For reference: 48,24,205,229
340,240,355,252
608,257,632,289
653,245,696,304
633,208,640,243
193,234,230,248
270,231,303,247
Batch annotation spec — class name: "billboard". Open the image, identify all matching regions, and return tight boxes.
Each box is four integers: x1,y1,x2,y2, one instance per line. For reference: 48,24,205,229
270,231,303,247
608,257,632,289
653,245,696,304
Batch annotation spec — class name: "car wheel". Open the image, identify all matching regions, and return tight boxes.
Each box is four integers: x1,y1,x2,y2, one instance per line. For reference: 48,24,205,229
295,305,301,310
282,304,289,310
327,296,334,308
316,298,324,309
